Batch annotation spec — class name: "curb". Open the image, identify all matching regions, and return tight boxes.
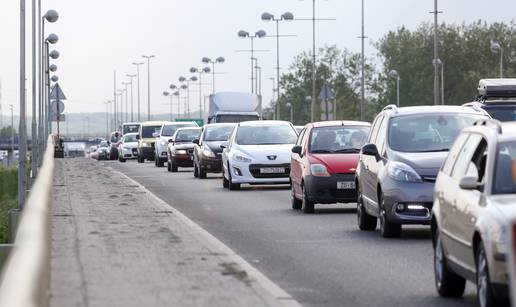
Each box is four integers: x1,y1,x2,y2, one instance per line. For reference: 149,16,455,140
112,166,303,307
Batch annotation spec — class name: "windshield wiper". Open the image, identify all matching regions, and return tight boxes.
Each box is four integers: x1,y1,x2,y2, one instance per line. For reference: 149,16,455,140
418,148,449,153
311,149,333,153
333,148,361,153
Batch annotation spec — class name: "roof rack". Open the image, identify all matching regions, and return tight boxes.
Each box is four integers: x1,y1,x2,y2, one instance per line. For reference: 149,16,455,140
477,78,516,100
473,118,503,134
382,104,398,113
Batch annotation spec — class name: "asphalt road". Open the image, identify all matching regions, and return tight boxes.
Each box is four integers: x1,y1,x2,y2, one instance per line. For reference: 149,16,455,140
108,159,477,307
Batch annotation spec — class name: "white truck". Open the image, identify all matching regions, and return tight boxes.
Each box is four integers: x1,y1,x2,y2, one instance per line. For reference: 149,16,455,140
208,92,261,124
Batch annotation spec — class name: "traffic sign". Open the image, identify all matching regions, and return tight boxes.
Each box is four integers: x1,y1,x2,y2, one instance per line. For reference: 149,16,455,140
49,83,67,100
50,100,65,114
319,84,335,101
176,118,204,126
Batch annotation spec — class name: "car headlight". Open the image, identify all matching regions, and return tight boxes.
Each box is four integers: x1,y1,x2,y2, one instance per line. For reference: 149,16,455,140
160,140,167,146
234,154,252,163
388,162,422,183
141,142,150,147
175,149,187,155
311,164,330,177
202,146,216,158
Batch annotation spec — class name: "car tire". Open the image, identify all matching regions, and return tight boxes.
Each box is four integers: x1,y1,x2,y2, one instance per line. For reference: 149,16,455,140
291,182,302,210
379,193,401,238
171,160,178,172
227,164,240,191
476,242,499,307
357,186,377,230
167,161,172,172
137,155,144,163
301,183,315,214
157,158,164,167
193,163,199,177
119,157,126,163
222,166,229,188
434,230,466,298
199,166,207,179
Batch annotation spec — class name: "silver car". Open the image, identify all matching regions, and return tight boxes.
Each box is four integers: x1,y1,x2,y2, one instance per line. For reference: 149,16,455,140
432,119,516,307
356,105,487,238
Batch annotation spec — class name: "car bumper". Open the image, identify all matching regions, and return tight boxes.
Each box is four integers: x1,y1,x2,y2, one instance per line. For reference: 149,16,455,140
121,148,138,159
304,174,357,204
228,161,290,184
200,157,223,173
139,147,154,159
173,154,194,167
381,177,435,224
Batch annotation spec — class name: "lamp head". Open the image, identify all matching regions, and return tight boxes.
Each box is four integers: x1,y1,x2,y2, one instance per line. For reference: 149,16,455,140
49,50,60,59
238,30,249,38
202,57,211,63
216,57,225,63
190,76,198,82
261,12,274,21
51,75,59,82
163,91,170,96
282,12,294,21
179,76,186,82
44,9,59,23
388,70,399,78
173,91,180,96
190,67,198,73
490,41,501,54
169,84,177,90
181,84,188,90
49,64,58,72
203,67,211,73
256,30,266,38
46,33,59,44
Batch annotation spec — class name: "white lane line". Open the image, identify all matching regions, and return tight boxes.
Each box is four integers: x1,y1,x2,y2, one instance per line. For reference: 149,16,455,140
111,166,303,307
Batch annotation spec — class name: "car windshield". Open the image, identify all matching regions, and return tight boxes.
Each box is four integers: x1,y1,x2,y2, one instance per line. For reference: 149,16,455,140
388,114,482,153
485,106,516,122
142,125,162,138
175,129,200,142
99,141,108,148
204,126,235,141
123,124,140,134
216,114,259,123
124,135,137,143
310,126,370,154
493,141,516,195
236,125,298,145
162,124,195,136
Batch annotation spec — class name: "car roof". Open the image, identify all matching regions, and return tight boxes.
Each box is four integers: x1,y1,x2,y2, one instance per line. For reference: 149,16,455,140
164,121,197,126
238,120,292,127
141,121,167,126
124,132,138,136
462,120,516,142
203,123,237,128
176,127,201,131
385,105,484,117
309,120,371,128
470,99,516,106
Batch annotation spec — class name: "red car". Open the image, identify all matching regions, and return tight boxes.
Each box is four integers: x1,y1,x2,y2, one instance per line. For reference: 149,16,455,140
290,121,371,213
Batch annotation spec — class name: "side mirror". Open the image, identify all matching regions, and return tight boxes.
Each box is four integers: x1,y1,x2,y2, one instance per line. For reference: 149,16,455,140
168,139,174,143
459,176,481,190
362,143,380,161
193,139,200,145
292,145,302,155
136,135,140,140
152,132,160,138
115,132,119,138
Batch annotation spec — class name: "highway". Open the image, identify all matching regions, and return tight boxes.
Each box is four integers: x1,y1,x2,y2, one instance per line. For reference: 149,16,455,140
108,160,477,307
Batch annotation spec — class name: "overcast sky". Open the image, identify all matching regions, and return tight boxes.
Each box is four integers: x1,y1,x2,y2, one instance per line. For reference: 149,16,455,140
0,0,514,117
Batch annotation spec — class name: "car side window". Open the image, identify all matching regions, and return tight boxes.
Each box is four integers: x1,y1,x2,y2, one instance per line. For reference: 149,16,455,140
442,133,469,176
450,134,482,181
296,128,306,146
375,117,388,154
469,138,488,183
369,115,384,144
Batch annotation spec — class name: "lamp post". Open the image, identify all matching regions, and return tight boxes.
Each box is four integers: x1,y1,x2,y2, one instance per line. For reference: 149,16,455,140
433,58,444,105
132,62,144,121
122,81,131,123
431,0,443,105
180,84,188,117
142,55,155,120
238,30,266,93
45,42,58,137
285,102,293,123
9,104,14,167
490,41,503,78
261,12,294,121
173,90,180,118
163,91,173,121
202,57,224,94
190,66,211,118
388,70,400,107
104,101,111,137
126,74,136,122
19,0,28,209
117,89,125,127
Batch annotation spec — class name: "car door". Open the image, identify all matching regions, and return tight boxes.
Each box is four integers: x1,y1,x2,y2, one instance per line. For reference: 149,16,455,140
361,115,383,211
195,128,205,165
444,133,482,264
291,127,307,198
363,116,385,214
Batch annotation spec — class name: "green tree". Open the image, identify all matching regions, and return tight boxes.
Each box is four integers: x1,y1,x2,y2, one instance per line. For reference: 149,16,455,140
0,126,17,139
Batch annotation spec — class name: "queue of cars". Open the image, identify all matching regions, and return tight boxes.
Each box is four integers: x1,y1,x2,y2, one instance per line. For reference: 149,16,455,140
96,79,516,307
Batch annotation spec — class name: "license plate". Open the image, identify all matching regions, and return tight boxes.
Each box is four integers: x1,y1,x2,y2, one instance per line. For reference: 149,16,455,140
260,167,285,174
337,181,355,189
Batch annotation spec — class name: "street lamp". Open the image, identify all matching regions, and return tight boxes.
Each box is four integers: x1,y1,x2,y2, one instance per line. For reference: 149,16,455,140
433,59,444,105
49,64,57,72
190,66,210,119
173,90,180,118
238,30,266,93
51,75,58,82
285,102,293,123
202,57,224,94
132,62,144,121
126,74,136,122
388,70,400,107
142,55,155,120
162,91,173,121
490,41,503,78
261,12,294,120
180,84,188,118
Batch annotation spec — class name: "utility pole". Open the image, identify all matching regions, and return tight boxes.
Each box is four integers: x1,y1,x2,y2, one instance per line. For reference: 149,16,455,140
126,74,136,122
132,62,144,122
19,0,28,209
360,0,366,121
431,0,442,105
311,0,316,122
31,0,38,178
142,55,155,121
113,70,117,131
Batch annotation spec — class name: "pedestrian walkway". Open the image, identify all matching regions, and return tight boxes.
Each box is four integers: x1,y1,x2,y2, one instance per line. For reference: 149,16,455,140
50,159,299,307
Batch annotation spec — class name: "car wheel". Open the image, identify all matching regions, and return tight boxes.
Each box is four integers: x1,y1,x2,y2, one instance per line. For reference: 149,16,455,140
291,180,302,210
119,157,126,163
379,193,401,238
228,164,240,191
357,185,377,230
434,230,466,297
199,166,207,179
476,242,498,307
193,163,199,177
171,160,178,172
301,183,315,214
167,161,172,172
157,158,164,167
137,155,144,163
222,167,229,188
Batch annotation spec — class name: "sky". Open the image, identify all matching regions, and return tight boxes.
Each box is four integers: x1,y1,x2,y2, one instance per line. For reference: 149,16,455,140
0,0,515,118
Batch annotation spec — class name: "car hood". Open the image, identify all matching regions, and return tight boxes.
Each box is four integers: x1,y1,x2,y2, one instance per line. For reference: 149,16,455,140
310,153,359,174
171,142,195,150
122,142,138,147
234,144,294,163
390,150,448,177
205,141,227,154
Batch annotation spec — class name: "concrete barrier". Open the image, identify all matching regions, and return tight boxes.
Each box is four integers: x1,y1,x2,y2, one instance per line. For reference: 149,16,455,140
0,135,55,307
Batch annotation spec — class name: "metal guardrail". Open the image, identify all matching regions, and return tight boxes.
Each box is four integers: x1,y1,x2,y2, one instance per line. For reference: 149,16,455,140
0,135,55,307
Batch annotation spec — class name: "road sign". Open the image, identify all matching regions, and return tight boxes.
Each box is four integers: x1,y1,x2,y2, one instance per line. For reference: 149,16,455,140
49,83,67,100
319,84,335,101
50,100,65,114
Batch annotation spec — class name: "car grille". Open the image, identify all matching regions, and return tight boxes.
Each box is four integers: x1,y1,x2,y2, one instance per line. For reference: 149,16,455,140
318,189,356,199
421,176,437,183
249,163,291,178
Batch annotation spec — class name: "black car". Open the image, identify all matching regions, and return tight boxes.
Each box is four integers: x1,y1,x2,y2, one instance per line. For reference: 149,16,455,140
97,141,110,160
463,78,516,122
193,123,236,179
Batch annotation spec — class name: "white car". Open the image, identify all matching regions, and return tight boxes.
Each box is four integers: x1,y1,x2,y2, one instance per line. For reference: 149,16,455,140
118,133,139,162
221,120,298,190
154,122,199,167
